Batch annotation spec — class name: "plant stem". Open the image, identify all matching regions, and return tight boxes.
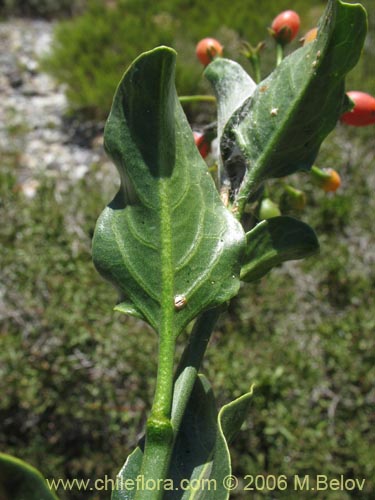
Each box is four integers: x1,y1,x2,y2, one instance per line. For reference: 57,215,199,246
135,335,175,500
249,55,262,84
151,332,175,419
276,43,284,66
172,307,222,432
134,308,221,500
135,180,176,500
179,95,216,104
234,176,259,222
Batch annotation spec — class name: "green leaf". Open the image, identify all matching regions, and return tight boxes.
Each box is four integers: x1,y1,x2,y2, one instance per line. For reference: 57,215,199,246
111,447,143,500
204,58,256,189
92,47,245,336
112,377,252,500
240,216,319,282
165,375,253,499
0,453,59,500
213,0,367,208
204,58,256,146
219,387,254,445
114,301,146,320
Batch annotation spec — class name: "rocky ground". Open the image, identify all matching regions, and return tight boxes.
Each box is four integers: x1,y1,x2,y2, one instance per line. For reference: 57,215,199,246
0,18,109,198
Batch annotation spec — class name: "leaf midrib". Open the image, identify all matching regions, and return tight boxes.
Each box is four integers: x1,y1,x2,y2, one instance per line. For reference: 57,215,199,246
159,177,175,337
240,51,320,190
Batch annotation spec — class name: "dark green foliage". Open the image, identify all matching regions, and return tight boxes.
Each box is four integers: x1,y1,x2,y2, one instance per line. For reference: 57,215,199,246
92,47,245,335
0,453,58,500
240,217,319,282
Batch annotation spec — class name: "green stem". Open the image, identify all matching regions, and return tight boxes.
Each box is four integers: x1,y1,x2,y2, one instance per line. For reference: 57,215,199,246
283,183,304,198
310,165,331,182
179,95,216,104
172,307,222,432
135,180,176,500
276,43,284,66
249,55,262,84
135,332,175,500
235,176,259,222
150,332,175,419
135,308,221,500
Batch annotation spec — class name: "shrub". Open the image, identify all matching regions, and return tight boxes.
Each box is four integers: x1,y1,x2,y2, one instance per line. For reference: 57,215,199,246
42,0,205,118
42,0,329,119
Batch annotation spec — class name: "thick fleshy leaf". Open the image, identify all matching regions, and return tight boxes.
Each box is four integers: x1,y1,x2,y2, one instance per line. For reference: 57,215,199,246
165,375,253,499
111,447,143,500
0,453,59,500
212,0,367,208
204,58,256,147
240,216,319,282
92,47,245,336
114,301,145,320
204,58,256,189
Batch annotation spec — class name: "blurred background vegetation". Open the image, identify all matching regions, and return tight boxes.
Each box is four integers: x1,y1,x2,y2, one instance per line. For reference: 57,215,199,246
1,0,374,499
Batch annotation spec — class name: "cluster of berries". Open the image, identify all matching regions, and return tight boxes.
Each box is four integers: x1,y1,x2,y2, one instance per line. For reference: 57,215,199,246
191,9,374,216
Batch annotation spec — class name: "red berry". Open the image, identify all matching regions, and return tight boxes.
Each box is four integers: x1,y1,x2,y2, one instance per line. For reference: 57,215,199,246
321,169,341,193
340,91,375,126
193,132,210,158
271,10,300,45
196,38,223,66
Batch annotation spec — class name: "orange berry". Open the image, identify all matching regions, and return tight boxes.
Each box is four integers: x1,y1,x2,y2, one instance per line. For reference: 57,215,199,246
322,168,341,192
196,38,223,66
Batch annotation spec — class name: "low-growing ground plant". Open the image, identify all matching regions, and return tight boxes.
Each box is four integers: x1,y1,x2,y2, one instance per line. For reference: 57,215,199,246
1,0,374,499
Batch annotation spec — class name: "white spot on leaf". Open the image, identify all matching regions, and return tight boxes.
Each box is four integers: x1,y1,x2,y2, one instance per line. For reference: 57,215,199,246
174,295,187,310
